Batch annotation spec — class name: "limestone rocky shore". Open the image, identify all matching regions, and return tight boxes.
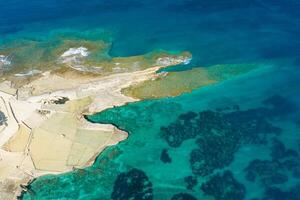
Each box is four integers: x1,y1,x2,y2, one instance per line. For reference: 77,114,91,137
0,53,190,199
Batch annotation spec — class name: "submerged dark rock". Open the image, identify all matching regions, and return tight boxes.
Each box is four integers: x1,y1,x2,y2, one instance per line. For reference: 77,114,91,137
271,138,300,178
244,136,300,193
201,170,246,200
262,94,298,117
190,136,238,176
184,176,197,190
160,96,287,177
160,149,172,163
263,185,300,200
244,159,288,186
178,111,197,122
111,168,153,200
160,118,198,148
270,139,298,161
171,193,197,200
270,139,287,160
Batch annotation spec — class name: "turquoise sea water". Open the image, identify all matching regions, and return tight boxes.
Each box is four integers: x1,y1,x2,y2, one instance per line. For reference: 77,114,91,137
23,63,300,200
1,0,299,199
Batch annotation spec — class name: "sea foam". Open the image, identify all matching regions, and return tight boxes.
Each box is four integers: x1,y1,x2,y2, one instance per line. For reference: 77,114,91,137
0,55,11,66
183,57,192,65
60,47,89,64
61,47,89,58
156,55,192,66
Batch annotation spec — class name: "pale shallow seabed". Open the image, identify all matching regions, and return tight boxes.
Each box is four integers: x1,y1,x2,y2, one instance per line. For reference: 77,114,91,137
0,0,299,200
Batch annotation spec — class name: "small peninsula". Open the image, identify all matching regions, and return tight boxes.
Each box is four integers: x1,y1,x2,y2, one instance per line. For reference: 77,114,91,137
0,47,192,199
0,36,260,199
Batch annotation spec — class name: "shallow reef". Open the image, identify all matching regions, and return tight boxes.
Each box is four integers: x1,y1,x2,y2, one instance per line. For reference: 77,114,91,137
160,95,292,177
201,170,246,200
190,136,238,176
244,159,288,186
184,176,197,191
245,138,300,187
123,63,260,99
160,149,172,163
111,168,153,200
170,193,197,200
262,185,300,200
88,101,182,132
0,28,191,79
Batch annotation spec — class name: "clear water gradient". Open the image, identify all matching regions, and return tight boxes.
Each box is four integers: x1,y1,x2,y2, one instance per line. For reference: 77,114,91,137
1,1,299,199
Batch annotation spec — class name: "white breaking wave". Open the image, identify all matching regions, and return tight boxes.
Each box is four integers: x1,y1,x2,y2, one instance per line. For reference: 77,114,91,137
0,55,11,66
59,46,101,73
14,69,42,77
61,47,89,58
183,57,192,65
60,47,89,64
156,55,192,66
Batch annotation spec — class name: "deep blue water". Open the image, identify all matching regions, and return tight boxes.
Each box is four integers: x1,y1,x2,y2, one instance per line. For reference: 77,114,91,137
1,0,299,67
1,1,300,200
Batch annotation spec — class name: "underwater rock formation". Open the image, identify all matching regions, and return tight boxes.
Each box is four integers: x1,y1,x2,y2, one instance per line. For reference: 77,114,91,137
90,101,181,132
161,96,286,176
201,170,246,200
190,136,238,176
111,168,153,200
263,185,300,200
160,149,172,163
244,159,288,186
160,111,198,148
245,138,300,187
184,176,197,190
123,63,261,100
270,139,300,179
160,95,297,177
170,193,197,200
262,94,298,117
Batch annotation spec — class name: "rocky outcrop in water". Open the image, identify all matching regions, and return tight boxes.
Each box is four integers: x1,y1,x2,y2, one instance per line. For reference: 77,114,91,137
111,168,153,200
201,170,246,200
